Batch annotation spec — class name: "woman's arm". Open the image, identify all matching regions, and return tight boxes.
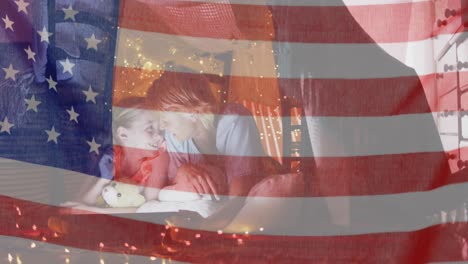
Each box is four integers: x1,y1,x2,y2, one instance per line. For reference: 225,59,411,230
221,107,265,196
167,163,227,199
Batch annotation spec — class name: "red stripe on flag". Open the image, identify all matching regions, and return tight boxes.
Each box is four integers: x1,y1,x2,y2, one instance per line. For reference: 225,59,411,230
109,147,466,197
113,67,464,116
118,0,466,43
307,149,466,197
2,195,468,263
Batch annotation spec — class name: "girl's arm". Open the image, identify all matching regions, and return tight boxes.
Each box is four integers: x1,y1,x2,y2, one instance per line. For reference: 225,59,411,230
69,152,169,214
77,153,114,205
62,204,138,214
79,178,110,205
143,150,169,201
69,153,114,204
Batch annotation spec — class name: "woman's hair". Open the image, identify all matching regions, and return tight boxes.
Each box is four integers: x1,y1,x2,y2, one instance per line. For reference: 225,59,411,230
147,68,219,130
112,96,155,143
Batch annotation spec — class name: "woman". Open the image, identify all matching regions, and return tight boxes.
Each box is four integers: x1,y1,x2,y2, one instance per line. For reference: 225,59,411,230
148,70,266,198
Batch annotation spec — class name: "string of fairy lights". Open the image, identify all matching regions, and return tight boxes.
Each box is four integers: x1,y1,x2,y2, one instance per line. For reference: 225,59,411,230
7,203,270,263
8,199,468,263
116,33,303,161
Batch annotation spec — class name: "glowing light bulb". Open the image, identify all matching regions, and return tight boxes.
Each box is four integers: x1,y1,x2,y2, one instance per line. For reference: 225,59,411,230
143,61,153,70
169,47,177,55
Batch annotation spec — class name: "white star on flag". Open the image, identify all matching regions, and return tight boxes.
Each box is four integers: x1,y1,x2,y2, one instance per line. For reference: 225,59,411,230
59,58,75,75
67,106,80,123
14,0,29,14
24,46,36,61
2,15,14,31
62,5,79,21
85,34,102,50
83,86,98,104
46,76,58,92
0,117,14,134
24,95,41,112
3,64,19,81
37,26,53,43
87,137,101,154
45,126,60,144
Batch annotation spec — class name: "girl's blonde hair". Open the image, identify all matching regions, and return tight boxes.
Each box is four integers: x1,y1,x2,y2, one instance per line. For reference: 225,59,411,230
112,96,157,143
147,69,219,130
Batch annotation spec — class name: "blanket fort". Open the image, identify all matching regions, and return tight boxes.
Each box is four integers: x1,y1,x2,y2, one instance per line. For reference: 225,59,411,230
1,0,468,263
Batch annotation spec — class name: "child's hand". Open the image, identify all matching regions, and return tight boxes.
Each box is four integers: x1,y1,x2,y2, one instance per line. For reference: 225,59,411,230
99,154,114,180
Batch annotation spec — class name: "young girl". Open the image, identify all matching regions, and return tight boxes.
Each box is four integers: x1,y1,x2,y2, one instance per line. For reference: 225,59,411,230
62,96,169,213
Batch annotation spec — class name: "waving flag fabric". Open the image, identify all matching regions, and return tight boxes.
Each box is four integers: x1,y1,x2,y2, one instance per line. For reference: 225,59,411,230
1,0,468,263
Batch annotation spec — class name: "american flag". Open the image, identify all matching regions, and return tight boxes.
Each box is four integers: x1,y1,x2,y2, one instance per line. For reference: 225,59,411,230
1,0,468,263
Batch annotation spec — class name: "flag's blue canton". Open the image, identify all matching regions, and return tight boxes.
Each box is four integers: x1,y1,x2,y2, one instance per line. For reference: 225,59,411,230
0,0,119,177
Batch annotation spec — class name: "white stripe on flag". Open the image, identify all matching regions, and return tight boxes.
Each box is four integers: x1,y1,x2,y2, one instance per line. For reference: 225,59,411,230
115,29,468,78
305,113,443,157
1,157,468,236
173,0,430,7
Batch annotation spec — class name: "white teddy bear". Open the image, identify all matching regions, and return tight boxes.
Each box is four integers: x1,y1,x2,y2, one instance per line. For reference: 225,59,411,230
101,182,146,208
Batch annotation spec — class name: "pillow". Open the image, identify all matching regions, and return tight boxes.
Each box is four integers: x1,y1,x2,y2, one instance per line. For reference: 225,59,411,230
247,172,305,198
222,173,305,234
